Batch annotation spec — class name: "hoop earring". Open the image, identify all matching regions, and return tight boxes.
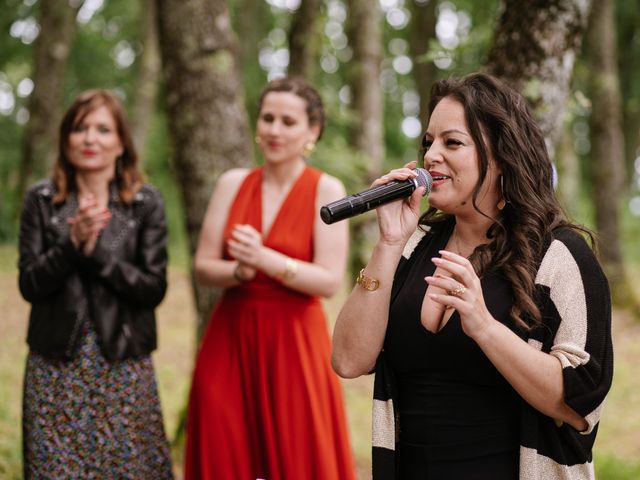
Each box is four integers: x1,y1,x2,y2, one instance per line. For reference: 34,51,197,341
302,140,316,158
497,175,506,210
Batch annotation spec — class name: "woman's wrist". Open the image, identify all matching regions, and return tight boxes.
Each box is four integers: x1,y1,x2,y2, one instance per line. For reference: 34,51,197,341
376,232,410,249
233,263,254,283
275,257,299,283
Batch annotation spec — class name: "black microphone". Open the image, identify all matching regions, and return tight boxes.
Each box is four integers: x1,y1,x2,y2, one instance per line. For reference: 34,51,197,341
320,168,433,224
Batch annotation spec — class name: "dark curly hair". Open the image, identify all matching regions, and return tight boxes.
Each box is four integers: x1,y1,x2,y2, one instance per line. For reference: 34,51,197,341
257,76,325,140
53,89,143,204
419,73,592,330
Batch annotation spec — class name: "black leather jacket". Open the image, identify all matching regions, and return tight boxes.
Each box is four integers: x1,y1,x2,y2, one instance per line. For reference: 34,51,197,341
18,179,168,361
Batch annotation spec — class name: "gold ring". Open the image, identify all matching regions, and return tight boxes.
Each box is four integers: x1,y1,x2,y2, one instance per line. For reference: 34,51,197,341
447,284,466,297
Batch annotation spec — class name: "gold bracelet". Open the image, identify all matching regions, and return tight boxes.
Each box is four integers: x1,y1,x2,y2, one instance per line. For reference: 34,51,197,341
356,268,380,291
277,257,298,282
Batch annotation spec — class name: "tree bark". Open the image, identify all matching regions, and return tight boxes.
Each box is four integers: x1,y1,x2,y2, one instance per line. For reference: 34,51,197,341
345,0,385,274
234,0,268,66
409,0,438,132
617,1,640,176
587,0,632,306
486,0,592,160
288,0,322,78
156,0,253,338
232,0,269,129
131,0,161,162
18,0,79,200
346,0,384,181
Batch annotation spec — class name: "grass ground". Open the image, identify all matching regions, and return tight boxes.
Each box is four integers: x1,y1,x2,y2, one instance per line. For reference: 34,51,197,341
1,245,639,479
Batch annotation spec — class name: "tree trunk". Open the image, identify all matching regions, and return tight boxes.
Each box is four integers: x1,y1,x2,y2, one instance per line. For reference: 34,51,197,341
288,0,322,78
131,0,161,162
234,0,268,126
345,0,385,274
409,0,438,132
555,124,580,217
18,0,79,200
587,0,634,307
156,0,253,339
617,2,640,177
346,0,384,181
486,0,592,160
235,0,269,67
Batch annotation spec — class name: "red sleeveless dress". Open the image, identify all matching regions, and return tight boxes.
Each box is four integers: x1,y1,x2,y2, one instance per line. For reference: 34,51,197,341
185,166,356,480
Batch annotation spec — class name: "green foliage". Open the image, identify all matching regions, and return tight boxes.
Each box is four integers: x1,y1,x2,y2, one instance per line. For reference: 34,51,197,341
0,0,639,272
621,198,640,264
595,453,640,480
65,0,141,100
0,0,33,241
142,103,191,271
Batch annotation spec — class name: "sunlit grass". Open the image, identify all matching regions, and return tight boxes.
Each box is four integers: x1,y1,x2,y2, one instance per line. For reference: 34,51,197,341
0,244,639,479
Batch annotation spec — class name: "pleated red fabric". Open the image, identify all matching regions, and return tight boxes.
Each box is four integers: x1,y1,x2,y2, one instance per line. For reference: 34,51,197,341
185,166,356,480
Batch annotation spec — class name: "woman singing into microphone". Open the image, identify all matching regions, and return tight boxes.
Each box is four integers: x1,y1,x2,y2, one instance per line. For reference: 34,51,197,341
332,73,613,480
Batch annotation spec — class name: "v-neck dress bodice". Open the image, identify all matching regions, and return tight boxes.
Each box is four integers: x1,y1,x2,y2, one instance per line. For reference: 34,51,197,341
221,166,317,298
185,166,356,480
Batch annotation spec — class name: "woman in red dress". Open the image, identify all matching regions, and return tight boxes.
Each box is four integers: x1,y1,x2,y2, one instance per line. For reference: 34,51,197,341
184,77,356,480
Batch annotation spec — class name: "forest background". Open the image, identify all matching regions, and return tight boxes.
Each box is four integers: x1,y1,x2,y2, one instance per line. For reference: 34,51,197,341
1,0,640,478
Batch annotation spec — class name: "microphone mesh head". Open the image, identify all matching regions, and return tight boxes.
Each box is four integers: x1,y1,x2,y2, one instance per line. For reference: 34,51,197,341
415,168,433,196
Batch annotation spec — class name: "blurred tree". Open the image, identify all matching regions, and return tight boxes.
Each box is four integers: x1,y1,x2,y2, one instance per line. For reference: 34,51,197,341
0,1,34,239
346,0,384,181
587,0,636,308
616,0,640,176
345,0,384,273
18,0,80,202
231,0,269,132
131,0,161,162
156,0,253,338
486,0,592,160
288,0,322,78
65,0,141,98
409,0,437,131
555,121,581,216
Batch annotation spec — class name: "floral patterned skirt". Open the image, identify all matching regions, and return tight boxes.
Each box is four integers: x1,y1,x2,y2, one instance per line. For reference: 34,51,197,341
22,322,174,479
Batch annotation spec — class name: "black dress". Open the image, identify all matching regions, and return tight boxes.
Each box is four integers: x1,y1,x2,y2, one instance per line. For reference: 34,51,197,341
384,220,521,480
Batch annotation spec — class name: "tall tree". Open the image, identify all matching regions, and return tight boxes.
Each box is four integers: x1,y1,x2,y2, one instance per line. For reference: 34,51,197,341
131,0,161,162
555,124,581,216
18,0,79,200
616,0,640,176
409,0,438,131
587,0,634,307
156,0,253,337
345,0,385,273
346,0,384,181
288,0,322,78
233,0,269,123
486,0,592,160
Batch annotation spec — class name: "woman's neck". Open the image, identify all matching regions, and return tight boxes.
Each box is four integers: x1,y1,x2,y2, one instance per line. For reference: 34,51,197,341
262,158,305,189
75,171,113,206
453,215,495,249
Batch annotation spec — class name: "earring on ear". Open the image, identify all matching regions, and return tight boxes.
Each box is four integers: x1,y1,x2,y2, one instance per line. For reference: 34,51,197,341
302,140,316,158
255,136,262,145
497,175,506,210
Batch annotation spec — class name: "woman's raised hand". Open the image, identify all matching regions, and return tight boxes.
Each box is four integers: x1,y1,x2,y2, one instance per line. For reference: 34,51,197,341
227,224,264,270
426,250,494,340
373,161,425,247
67,193,112,256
